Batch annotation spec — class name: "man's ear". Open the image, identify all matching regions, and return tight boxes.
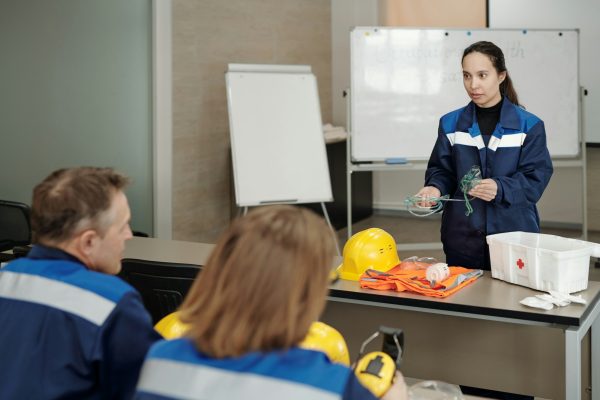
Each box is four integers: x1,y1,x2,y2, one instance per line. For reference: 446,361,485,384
77,229,99,257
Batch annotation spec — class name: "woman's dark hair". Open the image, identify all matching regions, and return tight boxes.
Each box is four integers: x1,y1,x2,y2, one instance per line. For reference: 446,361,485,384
462,41,520,106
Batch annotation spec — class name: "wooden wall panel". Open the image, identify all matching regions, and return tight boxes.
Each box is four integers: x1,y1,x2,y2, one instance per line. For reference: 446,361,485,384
172,0,332,241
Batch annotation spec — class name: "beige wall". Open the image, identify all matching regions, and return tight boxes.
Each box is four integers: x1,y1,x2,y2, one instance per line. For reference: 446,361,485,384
588,148,600,231
172,0,332,241
379,0,486,27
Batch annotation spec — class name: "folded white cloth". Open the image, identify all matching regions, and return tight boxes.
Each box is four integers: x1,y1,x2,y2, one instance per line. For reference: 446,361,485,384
520,290,587,310
548,290,587,305
535,294,570,307
520,297,554,310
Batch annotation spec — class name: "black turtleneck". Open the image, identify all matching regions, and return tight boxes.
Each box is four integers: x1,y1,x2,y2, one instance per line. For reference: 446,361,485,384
475,98,502,145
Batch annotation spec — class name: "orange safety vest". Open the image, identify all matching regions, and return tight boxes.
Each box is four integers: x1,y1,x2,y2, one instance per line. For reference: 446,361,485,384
359,265,483,298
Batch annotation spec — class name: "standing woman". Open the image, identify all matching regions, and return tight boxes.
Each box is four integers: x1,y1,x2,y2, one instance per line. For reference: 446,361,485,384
134,205,407,400
416,41,553,270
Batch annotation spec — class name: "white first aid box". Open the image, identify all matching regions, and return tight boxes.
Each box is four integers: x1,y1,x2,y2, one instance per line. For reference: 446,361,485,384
486,231,600,293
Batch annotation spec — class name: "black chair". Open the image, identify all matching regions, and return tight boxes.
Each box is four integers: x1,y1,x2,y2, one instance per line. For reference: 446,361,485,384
119,258,202,324
0,200,32,262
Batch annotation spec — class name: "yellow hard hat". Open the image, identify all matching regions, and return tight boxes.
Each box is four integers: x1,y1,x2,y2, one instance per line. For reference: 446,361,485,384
355,351,396,398
299,321,350,366
336,228,400,281
154,311,190,339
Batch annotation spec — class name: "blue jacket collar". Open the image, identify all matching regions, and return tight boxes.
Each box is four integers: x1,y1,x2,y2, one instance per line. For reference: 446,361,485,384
28,244,85,266
456,97,521,134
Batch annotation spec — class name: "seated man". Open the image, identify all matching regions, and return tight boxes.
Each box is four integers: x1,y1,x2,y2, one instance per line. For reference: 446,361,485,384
0,167,161,399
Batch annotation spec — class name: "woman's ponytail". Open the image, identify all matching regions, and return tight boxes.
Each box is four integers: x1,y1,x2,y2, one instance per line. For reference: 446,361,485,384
501,73,520,107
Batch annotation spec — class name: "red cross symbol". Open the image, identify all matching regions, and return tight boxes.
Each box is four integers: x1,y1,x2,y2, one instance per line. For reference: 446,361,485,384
516,259,525,269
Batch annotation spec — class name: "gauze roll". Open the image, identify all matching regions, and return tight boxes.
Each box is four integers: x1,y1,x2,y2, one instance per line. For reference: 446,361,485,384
426,263,450,283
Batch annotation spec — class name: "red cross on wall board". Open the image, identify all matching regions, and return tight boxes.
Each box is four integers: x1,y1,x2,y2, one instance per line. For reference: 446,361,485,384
517,259,525,269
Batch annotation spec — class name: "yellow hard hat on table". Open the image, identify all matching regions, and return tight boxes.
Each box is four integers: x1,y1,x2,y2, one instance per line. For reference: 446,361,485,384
336,228,400,281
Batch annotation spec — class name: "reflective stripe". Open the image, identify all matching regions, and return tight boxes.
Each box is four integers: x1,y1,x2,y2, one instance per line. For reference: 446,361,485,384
137,358,341,400
448,131,526,152
0,271,116,326
488,132,526,151
445,132,456,146
488,135,501,151
445,131,484,150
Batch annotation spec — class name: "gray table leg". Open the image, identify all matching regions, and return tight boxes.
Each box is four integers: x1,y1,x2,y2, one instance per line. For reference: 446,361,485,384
593,315,600,400
565,327,581,400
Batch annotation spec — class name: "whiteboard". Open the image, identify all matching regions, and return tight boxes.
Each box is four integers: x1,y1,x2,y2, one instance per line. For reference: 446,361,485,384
226,64,332,207
351,28,579,160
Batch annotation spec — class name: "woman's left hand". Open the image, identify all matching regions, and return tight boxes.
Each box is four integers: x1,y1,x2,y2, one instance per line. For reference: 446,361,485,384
468,178,498,202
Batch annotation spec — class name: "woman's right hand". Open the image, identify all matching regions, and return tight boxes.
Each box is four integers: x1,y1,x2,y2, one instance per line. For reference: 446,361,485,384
381,372,408,400
415,186,441,208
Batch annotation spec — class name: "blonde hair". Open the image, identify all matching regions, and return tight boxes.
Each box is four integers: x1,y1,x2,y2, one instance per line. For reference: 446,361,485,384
179,205,336,358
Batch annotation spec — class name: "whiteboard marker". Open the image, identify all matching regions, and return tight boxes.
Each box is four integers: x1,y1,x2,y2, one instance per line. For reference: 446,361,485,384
385,157,408,165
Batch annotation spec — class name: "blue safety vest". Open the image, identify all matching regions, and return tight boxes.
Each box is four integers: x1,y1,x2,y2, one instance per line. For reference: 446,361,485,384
135,338,377,400
425,98,553,269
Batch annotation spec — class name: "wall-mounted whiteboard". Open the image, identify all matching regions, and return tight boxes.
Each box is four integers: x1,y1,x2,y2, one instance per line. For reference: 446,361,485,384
226,64,332,207
351,28,579,161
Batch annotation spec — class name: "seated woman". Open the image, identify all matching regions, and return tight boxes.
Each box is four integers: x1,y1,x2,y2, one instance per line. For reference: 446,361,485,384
134,205,406,400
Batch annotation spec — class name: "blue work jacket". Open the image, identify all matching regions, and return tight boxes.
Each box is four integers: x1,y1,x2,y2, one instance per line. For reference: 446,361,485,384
425,98,553,269
135,338,377,400
0,245,161,399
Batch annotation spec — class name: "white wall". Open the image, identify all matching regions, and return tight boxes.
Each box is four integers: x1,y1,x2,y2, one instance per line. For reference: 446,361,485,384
489,0,600,143
332,0,379,126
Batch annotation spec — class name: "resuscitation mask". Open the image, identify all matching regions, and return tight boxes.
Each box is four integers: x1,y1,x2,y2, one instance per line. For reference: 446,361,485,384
460,165,482,193
459,165,482,216
397,256,438,271
398,256,449,285
404,165,482,217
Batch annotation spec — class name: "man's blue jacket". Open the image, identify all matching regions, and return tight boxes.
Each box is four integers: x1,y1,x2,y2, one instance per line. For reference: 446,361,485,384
0,246,161,399
425,98,553,269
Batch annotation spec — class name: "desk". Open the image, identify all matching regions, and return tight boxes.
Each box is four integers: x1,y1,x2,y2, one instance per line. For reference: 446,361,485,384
325,275,600,399
123,237,600,399
124,237,213,265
